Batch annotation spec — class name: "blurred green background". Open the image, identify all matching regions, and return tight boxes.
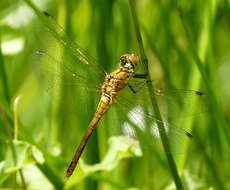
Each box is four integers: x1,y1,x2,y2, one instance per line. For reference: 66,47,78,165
1,0,230,189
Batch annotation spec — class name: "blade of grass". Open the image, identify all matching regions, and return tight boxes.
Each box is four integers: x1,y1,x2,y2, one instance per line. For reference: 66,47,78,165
193,128,225,189
48,0,64,156
223,0,230,21
94,1,115,189
0,36,11,103
0,104,13,140
21,1,66,188
176,0,214,168
179,1,230,147
177,1,225,188
128,0,183,189
141,4,197,165
0,100,20,188
13,96,27,190
36,163,64,189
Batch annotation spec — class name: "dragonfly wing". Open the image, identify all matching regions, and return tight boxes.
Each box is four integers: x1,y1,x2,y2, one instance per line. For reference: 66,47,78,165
117,80,209,120
114,81,209,153
36,11,106,85
115,102,192,154
35,50,102,93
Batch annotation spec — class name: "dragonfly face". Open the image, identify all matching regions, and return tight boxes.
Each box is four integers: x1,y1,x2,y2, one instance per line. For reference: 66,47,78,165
120,54,139,72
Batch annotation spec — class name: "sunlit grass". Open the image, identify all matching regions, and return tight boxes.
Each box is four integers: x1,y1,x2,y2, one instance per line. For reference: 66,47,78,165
0,0,229,189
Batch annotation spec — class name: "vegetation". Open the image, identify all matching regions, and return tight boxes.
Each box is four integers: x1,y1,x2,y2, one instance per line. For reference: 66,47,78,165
0,0,230,189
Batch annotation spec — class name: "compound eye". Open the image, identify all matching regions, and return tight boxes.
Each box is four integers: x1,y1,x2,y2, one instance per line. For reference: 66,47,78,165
120,55,127,65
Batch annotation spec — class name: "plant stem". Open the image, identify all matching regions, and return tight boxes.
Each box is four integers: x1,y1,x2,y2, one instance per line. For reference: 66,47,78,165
0,36,10,103
128,0,183,189
178,0,225,188
14,96,21,140
0,104,13,140
179,2,230,147
13,96,27,190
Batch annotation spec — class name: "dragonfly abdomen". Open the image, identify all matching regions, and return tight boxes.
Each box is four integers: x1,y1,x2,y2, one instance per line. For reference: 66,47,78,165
66,95,111,177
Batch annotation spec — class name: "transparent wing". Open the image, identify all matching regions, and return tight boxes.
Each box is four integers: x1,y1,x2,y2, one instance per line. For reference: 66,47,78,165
36,11,106,86
116,103,192,154
33,11,111,94
118,80,209,119
113,80,209,153
35,50,103,93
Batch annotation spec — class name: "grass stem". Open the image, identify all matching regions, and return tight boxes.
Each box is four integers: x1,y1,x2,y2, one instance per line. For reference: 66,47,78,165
0,35,10,103
129,0,183,189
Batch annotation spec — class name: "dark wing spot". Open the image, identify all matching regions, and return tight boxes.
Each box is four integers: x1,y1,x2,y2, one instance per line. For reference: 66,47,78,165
43,11,51,17
185,131,193,138
195,91,205,96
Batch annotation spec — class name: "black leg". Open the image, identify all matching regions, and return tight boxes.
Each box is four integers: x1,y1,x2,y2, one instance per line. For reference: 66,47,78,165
129,55,150,93
133,73,148,78
128,84,137,94
128,79,154,94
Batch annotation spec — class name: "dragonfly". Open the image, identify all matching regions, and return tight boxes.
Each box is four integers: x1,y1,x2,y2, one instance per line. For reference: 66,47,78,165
36,11,208,177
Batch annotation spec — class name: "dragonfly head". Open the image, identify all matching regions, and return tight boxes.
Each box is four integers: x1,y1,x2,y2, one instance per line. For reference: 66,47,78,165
120,54,139,71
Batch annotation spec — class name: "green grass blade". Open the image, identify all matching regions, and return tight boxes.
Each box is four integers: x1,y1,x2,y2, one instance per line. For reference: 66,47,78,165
177,1,226,188
179,2,230,147
36,163,64,189
128,0,183,189
0,36,10,103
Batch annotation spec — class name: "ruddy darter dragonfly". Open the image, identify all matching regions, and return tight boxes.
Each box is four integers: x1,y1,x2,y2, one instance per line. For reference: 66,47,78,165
36,11,207,177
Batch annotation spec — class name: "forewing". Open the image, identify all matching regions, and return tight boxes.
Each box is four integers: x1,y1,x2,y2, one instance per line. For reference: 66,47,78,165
33,11,108,94
35,11,106,88
35,50,102,93
42,11,106,78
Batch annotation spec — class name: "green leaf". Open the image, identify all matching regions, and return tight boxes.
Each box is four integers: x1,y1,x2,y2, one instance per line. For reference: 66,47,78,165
165,171,212,190
64,136,142,189
0,140,44,184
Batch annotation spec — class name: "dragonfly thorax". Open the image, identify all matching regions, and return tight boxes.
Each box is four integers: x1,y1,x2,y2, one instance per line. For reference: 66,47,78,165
99,54,140,106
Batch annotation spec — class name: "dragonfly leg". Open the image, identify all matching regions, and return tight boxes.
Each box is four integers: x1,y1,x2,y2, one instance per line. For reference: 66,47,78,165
128,79,154,94
133,57,149,78
128,84,137,94
133,73,148,78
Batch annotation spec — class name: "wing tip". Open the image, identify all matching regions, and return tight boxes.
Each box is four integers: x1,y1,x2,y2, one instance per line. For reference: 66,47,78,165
185,131,193,138
195,91,205,96
43,11,51,17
